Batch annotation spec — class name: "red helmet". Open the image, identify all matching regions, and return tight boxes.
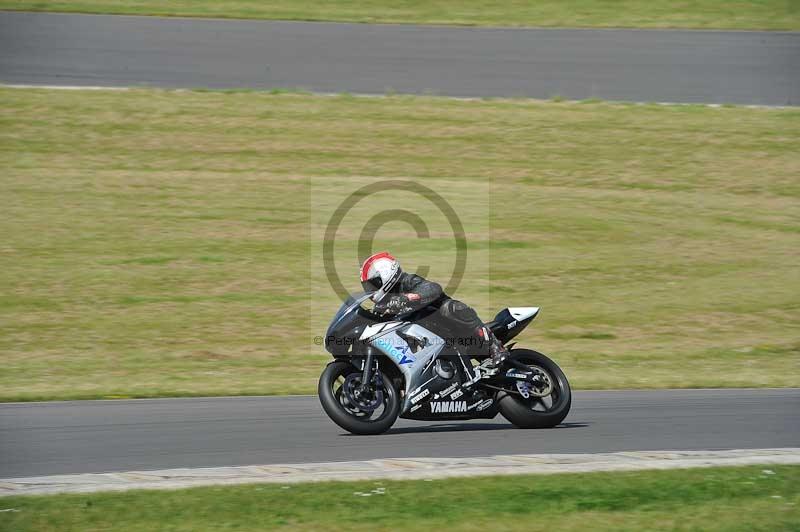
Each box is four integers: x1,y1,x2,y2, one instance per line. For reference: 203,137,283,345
360,252,402,303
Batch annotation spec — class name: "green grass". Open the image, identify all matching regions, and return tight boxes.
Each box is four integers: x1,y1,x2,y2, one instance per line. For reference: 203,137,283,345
0,0,798,30
1,466,799,531
0,87,799,401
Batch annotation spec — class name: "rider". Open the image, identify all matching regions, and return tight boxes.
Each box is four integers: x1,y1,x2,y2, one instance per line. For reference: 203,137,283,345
359,251,510,368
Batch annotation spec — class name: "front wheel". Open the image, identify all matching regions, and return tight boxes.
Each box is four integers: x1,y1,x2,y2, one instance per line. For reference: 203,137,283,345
497,349,571,429
318,360,401,435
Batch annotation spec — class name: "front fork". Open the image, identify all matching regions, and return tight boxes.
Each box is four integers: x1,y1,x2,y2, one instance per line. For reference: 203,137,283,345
359,345,382,389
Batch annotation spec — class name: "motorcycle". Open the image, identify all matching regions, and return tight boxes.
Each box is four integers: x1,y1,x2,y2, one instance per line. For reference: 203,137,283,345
318,292,571,435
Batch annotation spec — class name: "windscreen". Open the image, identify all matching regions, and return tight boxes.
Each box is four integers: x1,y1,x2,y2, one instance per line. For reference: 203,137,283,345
328,292,373,331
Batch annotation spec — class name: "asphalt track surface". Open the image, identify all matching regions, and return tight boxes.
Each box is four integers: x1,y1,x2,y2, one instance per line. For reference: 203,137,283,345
1,389,798,478
1,12,798,105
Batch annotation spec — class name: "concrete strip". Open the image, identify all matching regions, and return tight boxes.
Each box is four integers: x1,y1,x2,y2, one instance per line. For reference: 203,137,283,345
2,449,798,496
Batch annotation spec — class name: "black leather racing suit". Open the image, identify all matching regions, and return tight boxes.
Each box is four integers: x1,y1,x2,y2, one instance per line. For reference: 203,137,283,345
373,272,507,361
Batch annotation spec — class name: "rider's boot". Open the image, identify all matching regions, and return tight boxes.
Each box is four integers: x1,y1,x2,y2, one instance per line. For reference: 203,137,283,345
489,339,510,368
477,326,510,369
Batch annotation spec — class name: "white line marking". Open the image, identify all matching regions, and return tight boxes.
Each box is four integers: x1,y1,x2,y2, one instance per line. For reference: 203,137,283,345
0,84,791,109
1,83,131,91
2,448,798,496
0,388,796,406
2,11,798,34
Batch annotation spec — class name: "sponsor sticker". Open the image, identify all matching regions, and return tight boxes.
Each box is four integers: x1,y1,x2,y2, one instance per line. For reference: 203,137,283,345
410,389,430,404
467,398,493,410
434,382,459,400
430,401,467,414
374,337,415,366
476,399,494,411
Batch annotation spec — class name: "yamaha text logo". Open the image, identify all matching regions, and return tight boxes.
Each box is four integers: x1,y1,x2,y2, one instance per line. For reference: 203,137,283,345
430,401,467,413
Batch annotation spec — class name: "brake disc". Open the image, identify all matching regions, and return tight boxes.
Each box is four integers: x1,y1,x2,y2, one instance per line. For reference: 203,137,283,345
526,365,554,397
342,373,384,412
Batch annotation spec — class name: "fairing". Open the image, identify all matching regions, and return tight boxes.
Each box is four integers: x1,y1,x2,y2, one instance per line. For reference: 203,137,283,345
488,307,540,343
324,292,375,356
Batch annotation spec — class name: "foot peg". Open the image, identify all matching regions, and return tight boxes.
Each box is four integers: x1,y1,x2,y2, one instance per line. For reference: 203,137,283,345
477,358,500,376
463,359,498,388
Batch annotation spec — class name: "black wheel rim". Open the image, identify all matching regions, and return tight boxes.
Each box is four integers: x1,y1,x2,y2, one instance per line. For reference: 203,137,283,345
331,365,393,422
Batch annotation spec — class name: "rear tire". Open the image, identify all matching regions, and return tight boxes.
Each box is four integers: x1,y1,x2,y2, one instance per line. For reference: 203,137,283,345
497,349,571,429
318,360,401,435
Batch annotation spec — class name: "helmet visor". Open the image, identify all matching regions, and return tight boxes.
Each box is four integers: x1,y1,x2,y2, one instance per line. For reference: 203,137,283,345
361,277,383,293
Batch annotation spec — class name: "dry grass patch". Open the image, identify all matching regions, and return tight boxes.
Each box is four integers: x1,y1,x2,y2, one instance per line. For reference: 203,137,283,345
0,87,798,400
0,0,797,29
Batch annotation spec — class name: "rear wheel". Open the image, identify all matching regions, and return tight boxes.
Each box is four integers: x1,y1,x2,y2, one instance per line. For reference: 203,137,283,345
497,349,571,429
318,360,401,435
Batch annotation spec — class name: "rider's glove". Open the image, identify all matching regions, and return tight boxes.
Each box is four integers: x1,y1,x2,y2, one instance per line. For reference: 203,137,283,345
374,295,413,316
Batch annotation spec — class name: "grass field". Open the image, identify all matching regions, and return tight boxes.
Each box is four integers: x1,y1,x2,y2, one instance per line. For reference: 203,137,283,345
0,0,798,30
0,87,798,401
1,466,798,531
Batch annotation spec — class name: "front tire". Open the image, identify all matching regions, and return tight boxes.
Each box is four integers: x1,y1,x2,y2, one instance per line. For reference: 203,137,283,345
497,349,571,429
318,360,401,435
